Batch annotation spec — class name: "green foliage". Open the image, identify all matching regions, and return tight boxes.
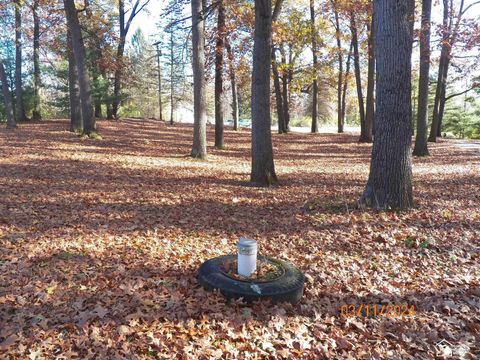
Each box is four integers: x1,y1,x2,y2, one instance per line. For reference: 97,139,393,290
443,100,480,139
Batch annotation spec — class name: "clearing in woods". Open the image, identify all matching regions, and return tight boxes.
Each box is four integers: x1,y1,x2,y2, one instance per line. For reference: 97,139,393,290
0,119,479,358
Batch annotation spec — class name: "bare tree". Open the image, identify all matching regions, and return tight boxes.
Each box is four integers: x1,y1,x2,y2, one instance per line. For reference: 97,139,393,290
112,0,150,118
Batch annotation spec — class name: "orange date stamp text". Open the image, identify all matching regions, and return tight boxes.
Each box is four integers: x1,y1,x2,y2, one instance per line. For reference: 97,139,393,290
339,304,415,318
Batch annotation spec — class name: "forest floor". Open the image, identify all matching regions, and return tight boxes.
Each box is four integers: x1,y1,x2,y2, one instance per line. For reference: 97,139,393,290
1,119,479,359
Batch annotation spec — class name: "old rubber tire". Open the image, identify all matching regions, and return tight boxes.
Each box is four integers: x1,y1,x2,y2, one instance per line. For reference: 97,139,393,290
197,255,304,304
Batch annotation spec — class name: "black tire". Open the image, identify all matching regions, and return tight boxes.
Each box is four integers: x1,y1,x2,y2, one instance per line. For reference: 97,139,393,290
197,255,304,304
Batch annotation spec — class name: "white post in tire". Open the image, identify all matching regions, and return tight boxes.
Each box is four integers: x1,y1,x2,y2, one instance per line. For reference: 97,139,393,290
237,237,257,277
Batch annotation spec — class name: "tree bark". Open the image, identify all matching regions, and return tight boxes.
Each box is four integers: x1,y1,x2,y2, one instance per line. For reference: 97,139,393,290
191,0,207,159
351,13,366,142
64,0,96,135
359,0,414,210
271,49,286,134
32,0,42,121
364,11,374,143
0,61,16,129
332,0,344,133
413,0,432,156
341,41,353,127
226,42,238,131
280,49,290,132
310,0,318,133
422,0,460,141
14,0,27,122
250,0,278,186
155,45,163,121
170,29,175,125
214,0,225,148
67,31,82,132
112,2,125,118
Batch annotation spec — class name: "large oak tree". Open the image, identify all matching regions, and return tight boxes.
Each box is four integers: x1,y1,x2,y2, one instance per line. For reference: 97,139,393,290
359,0,414,210
250,0,284,185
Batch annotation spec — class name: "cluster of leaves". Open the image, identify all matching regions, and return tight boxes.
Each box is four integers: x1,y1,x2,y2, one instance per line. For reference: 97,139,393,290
0,120,479,358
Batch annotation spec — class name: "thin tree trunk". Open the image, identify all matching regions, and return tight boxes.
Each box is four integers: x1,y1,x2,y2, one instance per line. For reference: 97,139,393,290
106,103,113,119
215,0,225,148
191,0,207,159
68,31,82,132
429,0,449,142
64,0,96,135
332,0,344,133
341,41,353,127
364,10,374,143
0,61,16,129
155,45,163,121
437,80,448,136
32,0,42,121
112,1,126,119
280,50,290,132
408,0,415,136
351,13,366,142
413,0,432,156
310,0,318,133
170,29,174,125
272,49,285,134
359,0,414,210
93,72,102,118
15,0,27,122
226,42,238,131
250,0,278,186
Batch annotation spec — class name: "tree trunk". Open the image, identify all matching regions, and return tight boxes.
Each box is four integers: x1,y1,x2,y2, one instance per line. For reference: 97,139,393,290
435,0,465,137
413,0,432,156
64,0,96,135
226,42,238,131
310,0,318,133
170,29,175,125
351,13,366,142
191,0,207,159
359,0,414,210
437,79,448,136
364,11,374,143
0,61,16,129
250,0,278,186
106,102,113,120
32,0,42,121
280,50,290,132
215,0,225,148
429,0,449,142
332,0,344,133
156,45,163,121
341,41,353,127
272,49,286,134
68,31,82,132
112,1,126,119
15,1,27,122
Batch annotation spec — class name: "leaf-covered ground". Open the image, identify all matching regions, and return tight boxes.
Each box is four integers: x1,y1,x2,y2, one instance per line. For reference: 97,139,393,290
1,119,479,359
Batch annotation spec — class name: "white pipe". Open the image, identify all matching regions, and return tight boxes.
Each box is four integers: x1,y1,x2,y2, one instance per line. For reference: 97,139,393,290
237,237,257,277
